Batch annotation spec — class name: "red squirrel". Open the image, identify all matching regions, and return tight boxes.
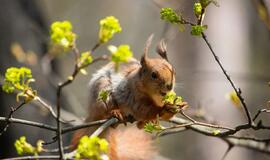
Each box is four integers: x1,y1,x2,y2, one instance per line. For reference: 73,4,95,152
72,35,183,160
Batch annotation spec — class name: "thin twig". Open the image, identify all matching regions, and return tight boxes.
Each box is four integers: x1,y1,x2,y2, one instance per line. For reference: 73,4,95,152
228,135,270,142
201,32,253,125
62,119,108,134
90,117,119,137
56,83,65,159
44,145,73,153
169,117,270,154
72,44,80,64
0,102,26,136
0,117,56,131
224,136,270,155
157,123,192,138
0,116,121,135
170,116,232,137
220,144,233,160
163,122,194,130
179,110,235,131
197,8,206,26
1,155,60,160
42,137,58,145
35,96,58,118
35,96,71,123
91,42,101,52
157,127,188,137
192,8,253,126
253,108,270,121
79,55,109,69
56,117,109,141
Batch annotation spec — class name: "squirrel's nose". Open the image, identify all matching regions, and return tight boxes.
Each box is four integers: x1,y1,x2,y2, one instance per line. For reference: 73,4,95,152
166,84,172,90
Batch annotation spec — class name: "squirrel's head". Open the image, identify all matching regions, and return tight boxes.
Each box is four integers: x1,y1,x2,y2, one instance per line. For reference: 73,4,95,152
139,34,175,107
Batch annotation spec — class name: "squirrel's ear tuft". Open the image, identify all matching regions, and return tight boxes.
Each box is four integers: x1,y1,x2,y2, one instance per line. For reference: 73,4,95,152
141,34,154,65
156,39,168,61
140,54,147,66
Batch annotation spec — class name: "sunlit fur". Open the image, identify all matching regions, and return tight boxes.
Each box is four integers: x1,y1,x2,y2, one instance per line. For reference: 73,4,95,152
108,127,157,160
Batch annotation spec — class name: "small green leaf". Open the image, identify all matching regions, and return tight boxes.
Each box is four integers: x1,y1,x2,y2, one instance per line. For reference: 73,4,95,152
160,8,182,24
144,122,164,133
163,91,183,106
194,2,203,18
110,45,133,63
2,67,36,102
2,83,15,93
98,90,110,102
50,21,76,50
75,136,109,159
212,129,221,135
14,136,35,155
99,139,109,152
99,16,122,43
191,25,207,36
14,136,44,156
79,51,93,67
108,44,133,72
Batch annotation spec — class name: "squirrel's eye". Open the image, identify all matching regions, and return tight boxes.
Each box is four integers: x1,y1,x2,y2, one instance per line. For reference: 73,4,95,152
151,72,158,79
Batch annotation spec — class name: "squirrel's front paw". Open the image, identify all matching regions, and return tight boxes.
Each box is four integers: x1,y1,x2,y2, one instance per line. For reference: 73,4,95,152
136,121,146,129
161,101,189,120
160,109,176,120
178,101,188,109
111,109,124,121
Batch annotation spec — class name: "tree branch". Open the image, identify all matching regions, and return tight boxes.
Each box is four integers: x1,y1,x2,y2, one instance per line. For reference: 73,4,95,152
168,116,270,154
224,136,270,155
90,117,119,137
0,102,26,136
1,155,60,160
34,96,71,123
201,32,253,125
62,119,108,134
253,108,270,121
179,109,235,131
0,117,56,131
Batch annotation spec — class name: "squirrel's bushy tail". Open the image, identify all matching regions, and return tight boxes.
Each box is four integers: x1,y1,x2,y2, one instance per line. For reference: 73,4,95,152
71,126,158,160
108,127,158,160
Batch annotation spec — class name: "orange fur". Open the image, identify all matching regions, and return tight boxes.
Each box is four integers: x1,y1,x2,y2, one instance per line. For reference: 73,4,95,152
108,127,158,160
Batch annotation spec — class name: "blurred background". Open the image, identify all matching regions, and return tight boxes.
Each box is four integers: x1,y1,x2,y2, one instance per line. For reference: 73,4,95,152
0,0,269,159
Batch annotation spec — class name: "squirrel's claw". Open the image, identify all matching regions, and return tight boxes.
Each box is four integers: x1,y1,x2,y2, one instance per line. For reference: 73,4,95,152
111,109,125,124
